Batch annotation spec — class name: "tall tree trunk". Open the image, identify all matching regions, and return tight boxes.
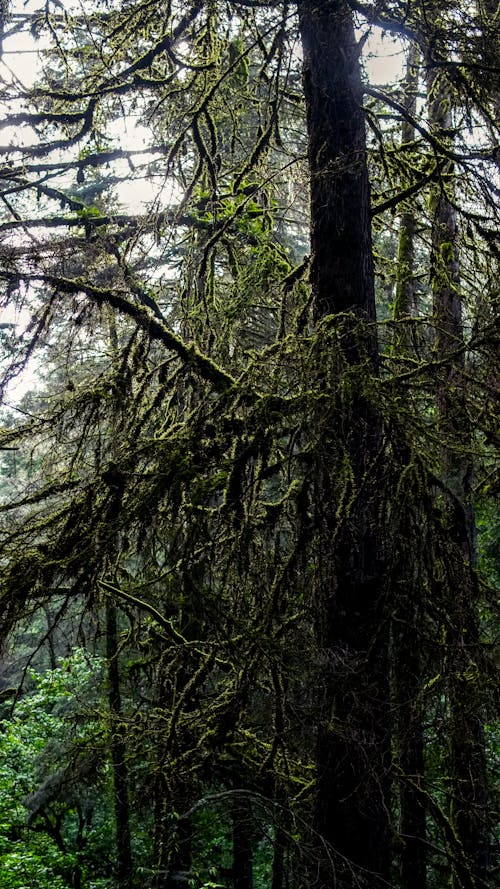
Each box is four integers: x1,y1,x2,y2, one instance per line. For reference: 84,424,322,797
298,0,377,349
392,43,428,889
427,63,489,889
105,314,133,889
298,3,390,886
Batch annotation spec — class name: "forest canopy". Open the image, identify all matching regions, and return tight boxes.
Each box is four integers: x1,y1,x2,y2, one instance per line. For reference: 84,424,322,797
0,2,498,889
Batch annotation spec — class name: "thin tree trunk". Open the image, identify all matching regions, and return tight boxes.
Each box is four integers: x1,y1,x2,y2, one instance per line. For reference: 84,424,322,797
232,795,253,889
427,62,489,889
392,44,428,889
393,42,420,355
106,599,133,889
271,823,286,889
298,3,390,886
105,314,133,889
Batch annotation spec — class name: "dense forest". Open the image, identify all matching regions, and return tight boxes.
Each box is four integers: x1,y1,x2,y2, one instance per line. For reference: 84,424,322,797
0,1,498,888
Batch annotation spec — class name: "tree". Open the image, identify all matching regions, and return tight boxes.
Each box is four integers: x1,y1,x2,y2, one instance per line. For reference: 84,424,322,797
426,28,490,887
297,1,390,884
0,2,498,888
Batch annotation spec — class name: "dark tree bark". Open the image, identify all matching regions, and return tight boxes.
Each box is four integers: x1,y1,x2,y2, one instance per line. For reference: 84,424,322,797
297,2,390,886
165,812,192,889
271,783,290,889
427,62,489,889
392,541,427,889
298,0,377,353
271,823,286,889
232,795,254,889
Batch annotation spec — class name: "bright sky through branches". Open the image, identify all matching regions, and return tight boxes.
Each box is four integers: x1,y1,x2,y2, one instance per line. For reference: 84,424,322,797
0,0,404,404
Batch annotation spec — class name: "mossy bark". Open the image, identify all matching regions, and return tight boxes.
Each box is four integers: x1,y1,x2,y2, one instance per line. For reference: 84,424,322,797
393,43,420,355
392,44,428,889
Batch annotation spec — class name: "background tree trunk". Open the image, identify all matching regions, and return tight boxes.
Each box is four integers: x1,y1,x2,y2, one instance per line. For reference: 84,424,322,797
427,60,489,889
105,315,133,889
393,42,420,356
391,44,428,889
106,599,133,889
